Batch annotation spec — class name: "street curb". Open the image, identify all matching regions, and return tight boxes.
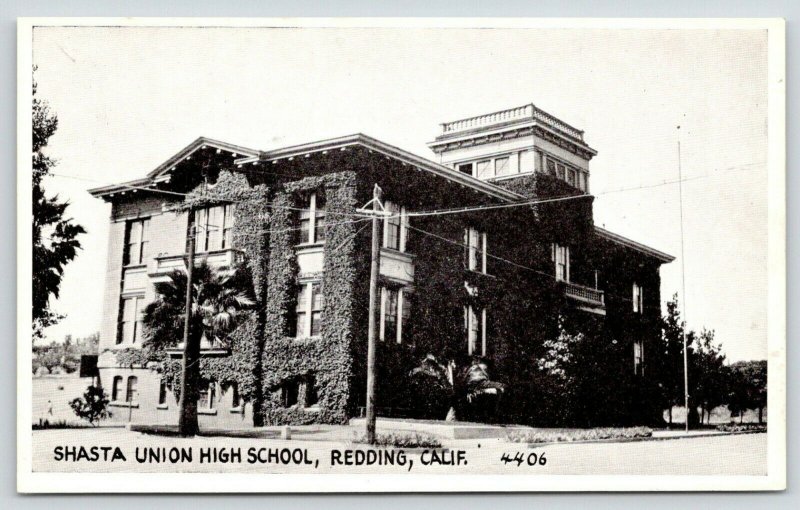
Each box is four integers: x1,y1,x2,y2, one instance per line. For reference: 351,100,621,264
523,429,766,448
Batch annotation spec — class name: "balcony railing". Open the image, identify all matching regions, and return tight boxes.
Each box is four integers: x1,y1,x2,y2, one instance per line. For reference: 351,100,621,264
166,337,230,357
564,281,605,307
151,248,243,277
441,103,585,141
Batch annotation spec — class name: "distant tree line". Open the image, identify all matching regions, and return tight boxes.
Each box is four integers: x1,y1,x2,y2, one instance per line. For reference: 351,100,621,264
654,294,767,426
32,332,99,375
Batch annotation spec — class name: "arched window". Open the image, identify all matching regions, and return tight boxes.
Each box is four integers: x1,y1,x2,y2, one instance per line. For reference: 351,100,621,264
111,376,123,401
126,376,138,403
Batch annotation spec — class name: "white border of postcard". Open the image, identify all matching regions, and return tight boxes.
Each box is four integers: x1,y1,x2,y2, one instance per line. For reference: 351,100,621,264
16,16,786,493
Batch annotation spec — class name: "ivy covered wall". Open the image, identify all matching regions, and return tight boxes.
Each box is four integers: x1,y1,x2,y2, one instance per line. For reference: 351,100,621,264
259,171,364,425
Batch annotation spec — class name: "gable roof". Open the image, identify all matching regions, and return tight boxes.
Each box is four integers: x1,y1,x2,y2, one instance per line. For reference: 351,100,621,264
88,137,259,197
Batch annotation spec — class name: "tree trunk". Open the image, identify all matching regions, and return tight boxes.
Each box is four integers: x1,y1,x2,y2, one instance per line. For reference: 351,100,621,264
178,330,201,436
758,407,763,424
668,406,673,425
739,410,743,424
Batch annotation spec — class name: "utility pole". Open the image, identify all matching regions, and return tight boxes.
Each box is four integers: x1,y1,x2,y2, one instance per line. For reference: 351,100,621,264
178,212,199,437
358,184,385,444
677,130,690,433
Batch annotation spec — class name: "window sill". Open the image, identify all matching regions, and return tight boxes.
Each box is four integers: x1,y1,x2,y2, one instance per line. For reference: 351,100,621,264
380,247,414,258
122,263,147,270
296,241,326,249
156,404,169,410
198,408,217,416
229,407,245,415
109,401,139,408
293,335,322,341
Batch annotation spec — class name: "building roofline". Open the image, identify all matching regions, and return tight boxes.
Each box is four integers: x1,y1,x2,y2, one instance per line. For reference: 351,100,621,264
595,226,675,263
241,133,525,202
88,137,260,198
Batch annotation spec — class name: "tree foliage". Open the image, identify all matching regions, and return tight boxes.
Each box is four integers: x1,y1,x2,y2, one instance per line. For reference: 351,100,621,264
32,332,99,374
692,329,728,424
32,69,86,339
69,385,111,426
728,360,767,424
141,261,254,433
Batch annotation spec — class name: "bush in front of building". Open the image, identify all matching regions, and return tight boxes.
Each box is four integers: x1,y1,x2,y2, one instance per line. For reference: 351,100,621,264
69,385,112,426
507,426,652,444
355,432,442,449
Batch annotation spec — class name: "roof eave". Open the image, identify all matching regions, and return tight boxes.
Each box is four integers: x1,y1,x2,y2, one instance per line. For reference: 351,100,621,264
595,226,675,263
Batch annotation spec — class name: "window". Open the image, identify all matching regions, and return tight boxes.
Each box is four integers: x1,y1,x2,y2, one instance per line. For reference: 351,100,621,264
158,379,168,405
298,193,326,245
566,168,577,187
117,295,144,344
386,202,409,252
519,150,535,173
633,340,644,376
111,376,123,401
553,244,570,282
475,160,493,179
546,158,557,176
125,376,138,403
494,157,511,177
465,305,488,356
633,283,644,313
123,218,149,265
295,281,324,338
229,383,242,409
281,380,299,408
305,375,319,407
380,287,410,343
383,201,408,252
194,204,234,252
457,163,473,176
464,227,487,273
198,380,216,410
556,163,566,180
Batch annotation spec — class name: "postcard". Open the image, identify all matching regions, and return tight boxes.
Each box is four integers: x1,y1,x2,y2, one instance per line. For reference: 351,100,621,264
17,17,786,492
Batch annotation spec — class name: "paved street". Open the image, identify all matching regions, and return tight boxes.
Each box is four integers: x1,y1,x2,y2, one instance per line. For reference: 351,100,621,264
30,427,767,476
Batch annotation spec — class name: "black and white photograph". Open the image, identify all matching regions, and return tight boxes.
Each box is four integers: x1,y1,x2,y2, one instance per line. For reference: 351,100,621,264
17,18,786,492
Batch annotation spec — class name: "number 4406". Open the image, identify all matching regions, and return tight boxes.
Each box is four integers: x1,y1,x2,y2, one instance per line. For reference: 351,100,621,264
500,452,547,467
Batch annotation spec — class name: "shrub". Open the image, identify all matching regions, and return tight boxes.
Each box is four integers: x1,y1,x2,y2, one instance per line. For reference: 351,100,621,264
69,385,112,426
355,432,442,448
508,426,652,444
32,419,93,430
716,423,766,433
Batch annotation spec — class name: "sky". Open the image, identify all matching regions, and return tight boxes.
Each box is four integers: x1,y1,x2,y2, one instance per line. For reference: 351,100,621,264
31,25,769,361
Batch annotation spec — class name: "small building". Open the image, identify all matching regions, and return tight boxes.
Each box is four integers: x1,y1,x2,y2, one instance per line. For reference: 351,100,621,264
89,104,673,428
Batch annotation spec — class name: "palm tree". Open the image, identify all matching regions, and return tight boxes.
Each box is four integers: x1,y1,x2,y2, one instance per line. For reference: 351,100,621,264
143,261,254,436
